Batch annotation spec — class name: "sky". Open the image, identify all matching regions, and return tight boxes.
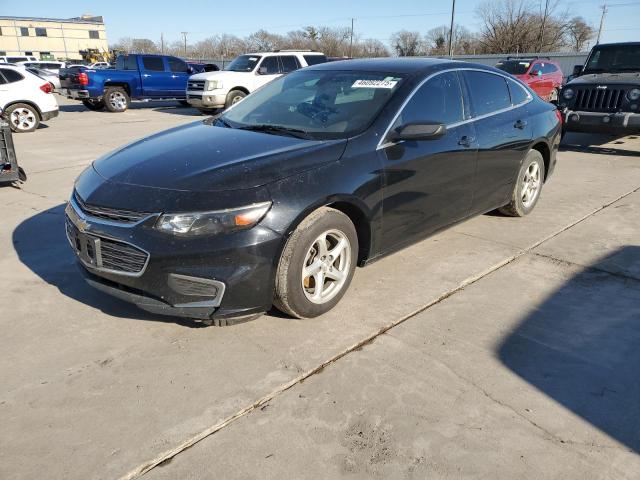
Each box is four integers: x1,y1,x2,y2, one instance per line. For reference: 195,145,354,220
3,0,640,49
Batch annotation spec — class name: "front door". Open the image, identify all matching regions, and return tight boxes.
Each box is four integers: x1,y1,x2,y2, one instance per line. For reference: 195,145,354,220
139,56,172,97
378,71,478,252
167,56,190,98
253,56,282,90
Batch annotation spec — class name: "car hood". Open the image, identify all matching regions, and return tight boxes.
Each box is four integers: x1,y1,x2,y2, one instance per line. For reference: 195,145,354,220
188,70,253,82
92,120,347,193
568,72,640,86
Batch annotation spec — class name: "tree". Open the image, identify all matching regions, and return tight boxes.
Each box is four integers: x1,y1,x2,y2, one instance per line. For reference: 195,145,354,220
390,30,424,56
566,16,594,52
425,24,479,55
356,39,390,57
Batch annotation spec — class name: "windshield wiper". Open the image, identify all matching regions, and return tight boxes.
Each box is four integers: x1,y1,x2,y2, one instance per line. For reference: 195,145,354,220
237,124,311,139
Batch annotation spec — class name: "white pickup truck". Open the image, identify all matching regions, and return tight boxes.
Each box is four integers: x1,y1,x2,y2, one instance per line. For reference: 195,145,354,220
185,50,327,112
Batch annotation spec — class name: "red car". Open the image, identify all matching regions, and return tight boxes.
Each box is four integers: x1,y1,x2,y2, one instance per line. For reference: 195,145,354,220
496,57,564,102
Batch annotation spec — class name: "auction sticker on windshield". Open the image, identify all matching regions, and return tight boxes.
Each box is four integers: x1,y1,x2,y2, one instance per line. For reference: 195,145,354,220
352,79,398,89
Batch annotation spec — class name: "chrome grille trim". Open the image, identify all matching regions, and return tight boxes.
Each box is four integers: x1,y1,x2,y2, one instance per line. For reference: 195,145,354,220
73,190,152,225
188,80,205,91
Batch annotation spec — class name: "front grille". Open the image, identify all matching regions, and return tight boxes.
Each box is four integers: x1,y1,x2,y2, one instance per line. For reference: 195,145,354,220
574,86,626,112
188,80,205,91
74,190,149,224
66,217,149,275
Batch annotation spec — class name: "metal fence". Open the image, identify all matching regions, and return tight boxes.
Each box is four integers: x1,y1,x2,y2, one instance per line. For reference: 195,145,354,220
448,52,590,77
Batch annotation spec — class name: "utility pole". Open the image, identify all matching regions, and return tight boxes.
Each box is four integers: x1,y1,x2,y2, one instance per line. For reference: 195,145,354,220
160,32,165,54
596,3,607,44
539,0,550,52
181,31,188,57
448,0,456,58
349,18,354,58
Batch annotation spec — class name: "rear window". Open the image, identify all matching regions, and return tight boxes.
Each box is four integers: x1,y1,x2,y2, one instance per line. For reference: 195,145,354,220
495,60,531,75
7,57,28,63
303,55,327,66
507,78,530,105
0,68,25,83
463,71,512,116
280,55,300,73
116,56,138,70
142,57,165,71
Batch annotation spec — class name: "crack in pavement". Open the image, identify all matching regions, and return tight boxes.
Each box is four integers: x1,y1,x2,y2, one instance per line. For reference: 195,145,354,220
531,251,640,283
119,184,640,480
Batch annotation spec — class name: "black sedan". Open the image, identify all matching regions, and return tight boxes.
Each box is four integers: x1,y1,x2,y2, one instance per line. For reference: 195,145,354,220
66,58,561,325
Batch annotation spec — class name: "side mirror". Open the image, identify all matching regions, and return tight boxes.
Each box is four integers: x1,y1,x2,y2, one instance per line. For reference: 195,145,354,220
389,123,447,142
572,64,583,76
187,66,194,74
257,66,268,75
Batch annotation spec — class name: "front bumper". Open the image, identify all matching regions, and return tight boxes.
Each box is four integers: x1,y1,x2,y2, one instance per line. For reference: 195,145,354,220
64,196,283,320
186,91,226,109
41,109,59,121
563,109,640,133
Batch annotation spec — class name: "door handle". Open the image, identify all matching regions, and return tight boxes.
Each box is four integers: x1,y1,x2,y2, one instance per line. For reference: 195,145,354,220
142,74,151,78
171,75,178,78
458,136,475,148
514,119,528,129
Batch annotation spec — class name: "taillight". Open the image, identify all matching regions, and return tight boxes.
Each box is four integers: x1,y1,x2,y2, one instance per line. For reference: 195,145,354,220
77,72,89,86
555,108,563,124
40,83,53,94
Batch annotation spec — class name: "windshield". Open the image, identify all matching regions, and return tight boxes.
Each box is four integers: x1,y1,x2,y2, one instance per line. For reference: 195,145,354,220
584,45,640,73
495,60,531,75
225,55,261,72
220,70,405,140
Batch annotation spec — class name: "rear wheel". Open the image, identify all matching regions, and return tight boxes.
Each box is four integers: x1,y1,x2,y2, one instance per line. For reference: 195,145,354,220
274,207,358,319
224,89,246,109
103,87,130,112
499,149,545,217
6,103,40,133
82,99,105,111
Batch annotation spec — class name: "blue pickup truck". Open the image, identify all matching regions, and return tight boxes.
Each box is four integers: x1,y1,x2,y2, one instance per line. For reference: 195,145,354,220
62,54,196,112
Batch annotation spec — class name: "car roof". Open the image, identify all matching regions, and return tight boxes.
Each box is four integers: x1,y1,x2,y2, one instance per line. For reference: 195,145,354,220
249,51,325,56
305,57,485,74
593,41,640,47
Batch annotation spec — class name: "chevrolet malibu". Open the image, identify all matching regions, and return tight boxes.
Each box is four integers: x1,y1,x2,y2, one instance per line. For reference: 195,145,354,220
65,58,561,325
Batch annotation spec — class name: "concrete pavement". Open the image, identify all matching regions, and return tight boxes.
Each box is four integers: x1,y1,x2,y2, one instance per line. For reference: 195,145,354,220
1,97,638,479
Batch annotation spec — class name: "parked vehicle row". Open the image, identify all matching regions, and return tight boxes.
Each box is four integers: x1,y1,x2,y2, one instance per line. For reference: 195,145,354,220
64,58,561,324
495,56,564,101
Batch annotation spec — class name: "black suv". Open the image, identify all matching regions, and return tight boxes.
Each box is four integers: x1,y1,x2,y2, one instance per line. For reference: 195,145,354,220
559,42,640,134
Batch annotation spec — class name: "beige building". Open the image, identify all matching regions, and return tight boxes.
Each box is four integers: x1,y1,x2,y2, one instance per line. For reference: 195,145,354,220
0,15,108,61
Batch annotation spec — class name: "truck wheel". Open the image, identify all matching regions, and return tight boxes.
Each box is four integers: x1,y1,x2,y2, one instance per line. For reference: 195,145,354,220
6,103,40,133
224,90,246,109
178,100,191,107
82,99,105,111
103,87,130,112
274,207,358,319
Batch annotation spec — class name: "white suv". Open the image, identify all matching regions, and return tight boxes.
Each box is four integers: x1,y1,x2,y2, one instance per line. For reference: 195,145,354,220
186,50,327,111
0,65,59,132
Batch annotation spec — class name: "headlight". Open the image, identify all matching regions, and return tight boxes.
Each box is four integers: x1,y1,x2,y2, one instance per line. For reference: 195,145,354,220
156,202,271,236
563,88,574,100
628,88,640,101
206,80,223,91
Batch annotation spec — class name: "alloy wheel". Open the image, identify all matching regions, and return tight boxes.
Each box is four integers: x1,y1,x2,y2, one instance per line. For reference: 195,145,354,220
521,161,541,208
109,91,127,110
10,107,37,131
301,229,352,304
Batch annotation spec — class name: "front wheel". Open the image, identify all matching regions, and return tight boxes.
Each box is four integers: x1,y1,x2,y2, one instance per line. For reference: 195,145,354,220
82,99,105,111
274,207,358,318
6,103,40,133
499,149,545,217
224,89,246,109
103,87,130,112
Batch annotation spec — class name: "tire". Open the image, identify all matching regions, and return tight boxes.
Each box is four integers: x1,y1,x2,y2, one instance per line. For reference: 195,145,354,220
82,99,105,111
224,89,246,109
499,149,545,217
103,86,130,112
6,103,40,133
274,207,358,319
178,100,190,107
198,108,218,115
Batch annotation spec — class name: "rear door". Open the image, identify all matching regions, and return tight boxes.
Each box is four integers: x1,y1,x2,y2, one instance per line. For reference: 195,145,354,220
0,68,26,108
167,57,190,97
279,55,301,74
139,56,172,97
378,70,478,251
462,70,533,214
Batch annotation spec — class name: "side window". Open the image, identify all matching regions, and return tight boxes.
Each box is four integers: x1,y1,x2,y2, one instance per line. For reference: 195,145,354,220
0,68,24,83
543,63,557,74
531,63,543,74
168,57,188,73
507,78,530,106
463,71,511,117
0,72,6,85
394,71,464,127
279,56,300,73
303,55,327,66
142,56,165,71
259,56,280,75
